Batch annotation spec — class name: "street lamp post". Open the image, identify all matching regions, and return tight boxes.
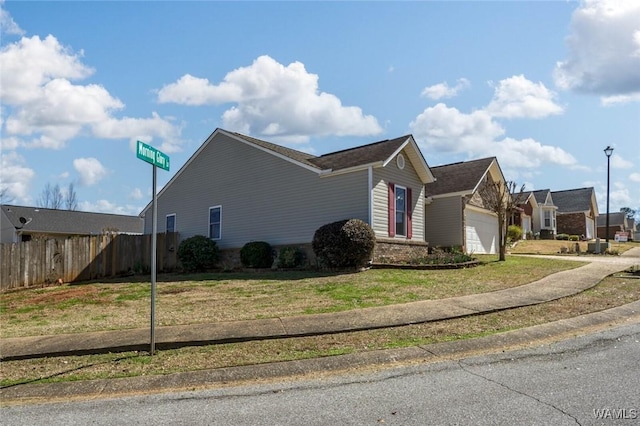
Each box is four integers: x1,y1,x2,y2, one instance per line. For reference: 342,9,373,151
604,146,614,247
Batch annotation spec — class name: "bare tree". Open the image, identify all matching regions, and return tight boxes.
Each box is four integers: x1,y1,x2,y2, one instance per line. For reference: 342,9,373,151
38,183,64,209
65,182,78,211
480,180,526,261
0,187,14,204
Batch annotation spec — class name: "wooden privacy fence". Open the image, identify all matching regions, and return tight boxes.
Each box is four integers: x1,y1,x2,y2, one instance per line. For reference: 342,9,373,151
0,233,178,291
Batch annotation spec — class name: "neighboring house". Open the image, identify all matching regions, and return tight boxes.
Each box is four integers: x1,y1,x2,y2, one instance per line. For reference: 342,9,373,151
551,187,599,239
0,204,144,244
596,212,630,240
140,129,435,258
530,189,558,237
424,157,506,255
511,189,557,239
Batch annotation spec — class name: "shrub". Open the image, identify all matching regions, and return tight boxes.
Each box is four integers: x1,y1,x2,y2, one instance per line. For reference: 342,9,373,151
277,246,306,269
240,241,274,268
177,235,219,272
312,218,376,268
569,235,580,241
556,233,570,240
507,225,523,243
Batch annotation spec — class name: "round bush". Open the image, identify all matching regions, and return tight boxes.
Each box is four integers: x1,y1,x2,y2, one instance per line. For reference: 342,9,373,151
277,246,306,269
177,235,219,272
507,225,523,242
240,241,274,268
312,219,375,268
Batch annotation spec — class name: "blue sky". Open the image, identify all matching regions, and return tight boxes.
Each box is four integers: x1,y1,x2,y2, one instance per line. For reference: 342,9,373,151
1,0,639,217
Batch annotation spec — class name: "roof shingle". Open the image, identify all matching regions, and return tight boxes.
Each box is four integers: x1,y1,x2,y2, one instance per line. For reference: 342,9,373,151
1,205,143,235
425,157,496,197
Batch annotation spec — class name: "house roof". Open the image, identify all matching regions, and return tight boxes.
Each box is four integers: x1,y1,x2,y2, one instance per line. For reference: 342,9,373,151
231,131,430,176
596,212,627,227
1,204,144,236
141,129,434,215
425,157,499,197
230,132,318,169
309,135,411,170
532,189,552,205
551,187,598,215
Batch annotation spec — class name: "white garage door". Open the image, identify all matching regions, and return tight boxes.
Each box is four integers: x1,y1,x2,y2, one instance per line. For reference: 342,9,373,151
585,217,595,239
465,209,498,254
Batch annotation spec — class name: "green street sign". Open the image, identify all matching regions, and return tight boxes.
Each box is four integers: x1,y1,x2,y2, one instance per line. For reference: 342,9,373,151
137,140,170,171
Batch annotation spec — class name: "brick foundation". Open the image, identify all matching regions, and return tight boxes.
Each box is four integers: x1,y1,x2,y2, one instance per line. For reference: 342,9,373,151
373,238,429,264
557,213,587,236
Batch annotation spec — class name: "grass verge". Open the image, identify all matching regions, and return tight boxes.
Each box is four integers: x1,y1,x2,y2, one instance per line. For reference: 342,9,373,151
1,270,638,387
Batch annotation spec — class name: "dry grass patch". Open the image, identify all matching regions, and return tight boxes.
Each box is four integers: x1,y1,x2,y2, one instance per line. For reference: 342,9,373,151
2,272,638,387
509,239,639,255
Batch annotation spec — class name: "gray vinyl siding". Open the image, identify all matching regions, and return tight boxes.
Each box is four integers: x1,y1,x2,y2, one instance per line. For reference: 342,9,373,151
143,133,369,248
371,150,425,242
424,196,464,247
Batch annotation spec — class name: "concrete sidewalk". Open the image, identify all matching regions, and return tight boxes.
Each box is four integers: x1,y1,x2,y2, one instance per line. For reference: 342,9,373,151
2,248,639,361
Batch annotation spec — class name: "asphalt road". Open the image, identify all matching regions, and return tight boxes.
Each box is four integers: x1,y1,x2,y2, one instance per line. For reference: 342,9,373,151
2,322,639,426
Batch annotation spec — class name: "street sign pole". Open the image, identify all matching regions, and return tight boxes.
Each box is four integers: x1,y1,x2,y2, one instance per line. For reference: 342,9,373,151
136,140,169,356
150,164,157,356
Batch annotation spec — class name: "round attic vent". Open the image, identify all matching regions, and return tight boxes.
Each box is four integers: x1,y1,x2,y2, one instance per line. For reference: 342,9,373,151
397,154,405,170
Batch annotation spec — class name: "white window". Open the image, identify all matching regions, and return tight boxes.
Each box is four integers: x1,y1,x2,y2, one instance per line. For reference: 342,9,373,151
209,206,222,240
395,186,407,237
166,214,176,233
544,210,551,228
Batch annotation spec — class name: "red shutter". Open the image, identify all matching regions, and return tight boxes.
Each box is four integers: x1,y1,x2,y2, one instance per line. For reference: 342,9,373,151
407,187,412,239
388,182,395,237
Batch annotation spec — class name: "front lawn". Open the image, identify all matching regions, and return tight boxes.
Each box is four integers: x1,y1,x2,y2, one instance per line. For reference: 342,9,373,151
0,256,584,338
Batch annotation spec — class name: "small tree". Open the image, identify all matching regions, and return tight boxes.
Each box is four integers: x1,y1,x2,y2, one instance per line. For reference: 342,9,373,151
481,180,525,261
0,187,14,204
65,182,78,211
38,183,64,209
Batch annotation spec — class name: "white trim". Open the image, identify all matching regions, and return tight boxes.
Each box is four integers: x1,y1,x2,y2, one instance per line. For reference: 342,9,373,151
165,213,176,233
395,184,407,237
396,154,405,170
368,166,373,227
208,205,222,240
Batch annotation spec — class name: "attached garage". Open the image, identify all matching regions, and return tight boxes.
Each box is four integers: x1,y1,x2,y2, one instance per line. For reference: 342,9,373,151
464,207,498,254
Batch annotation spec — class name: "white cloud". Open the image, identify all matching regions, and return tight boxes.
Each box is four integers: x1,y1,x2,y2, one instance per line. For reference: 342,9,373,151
92,112,183,153
611,154,634,169
0,151,35,202
78,199,141,216
0,0,24,36
410,104,577,172
0,34,182,150
629,172,640,183
73,157,109,186
421,78,470,100
157,55,382,142
493,138,577,168
409,103,504,153
601,92,640,106
554,0,640,101
129,188,143,200
485,75,564,119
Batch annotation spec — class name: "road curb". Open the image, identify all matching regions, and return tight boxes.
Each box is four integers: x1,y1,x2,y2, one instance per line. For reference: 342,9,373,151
2,300,638,406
